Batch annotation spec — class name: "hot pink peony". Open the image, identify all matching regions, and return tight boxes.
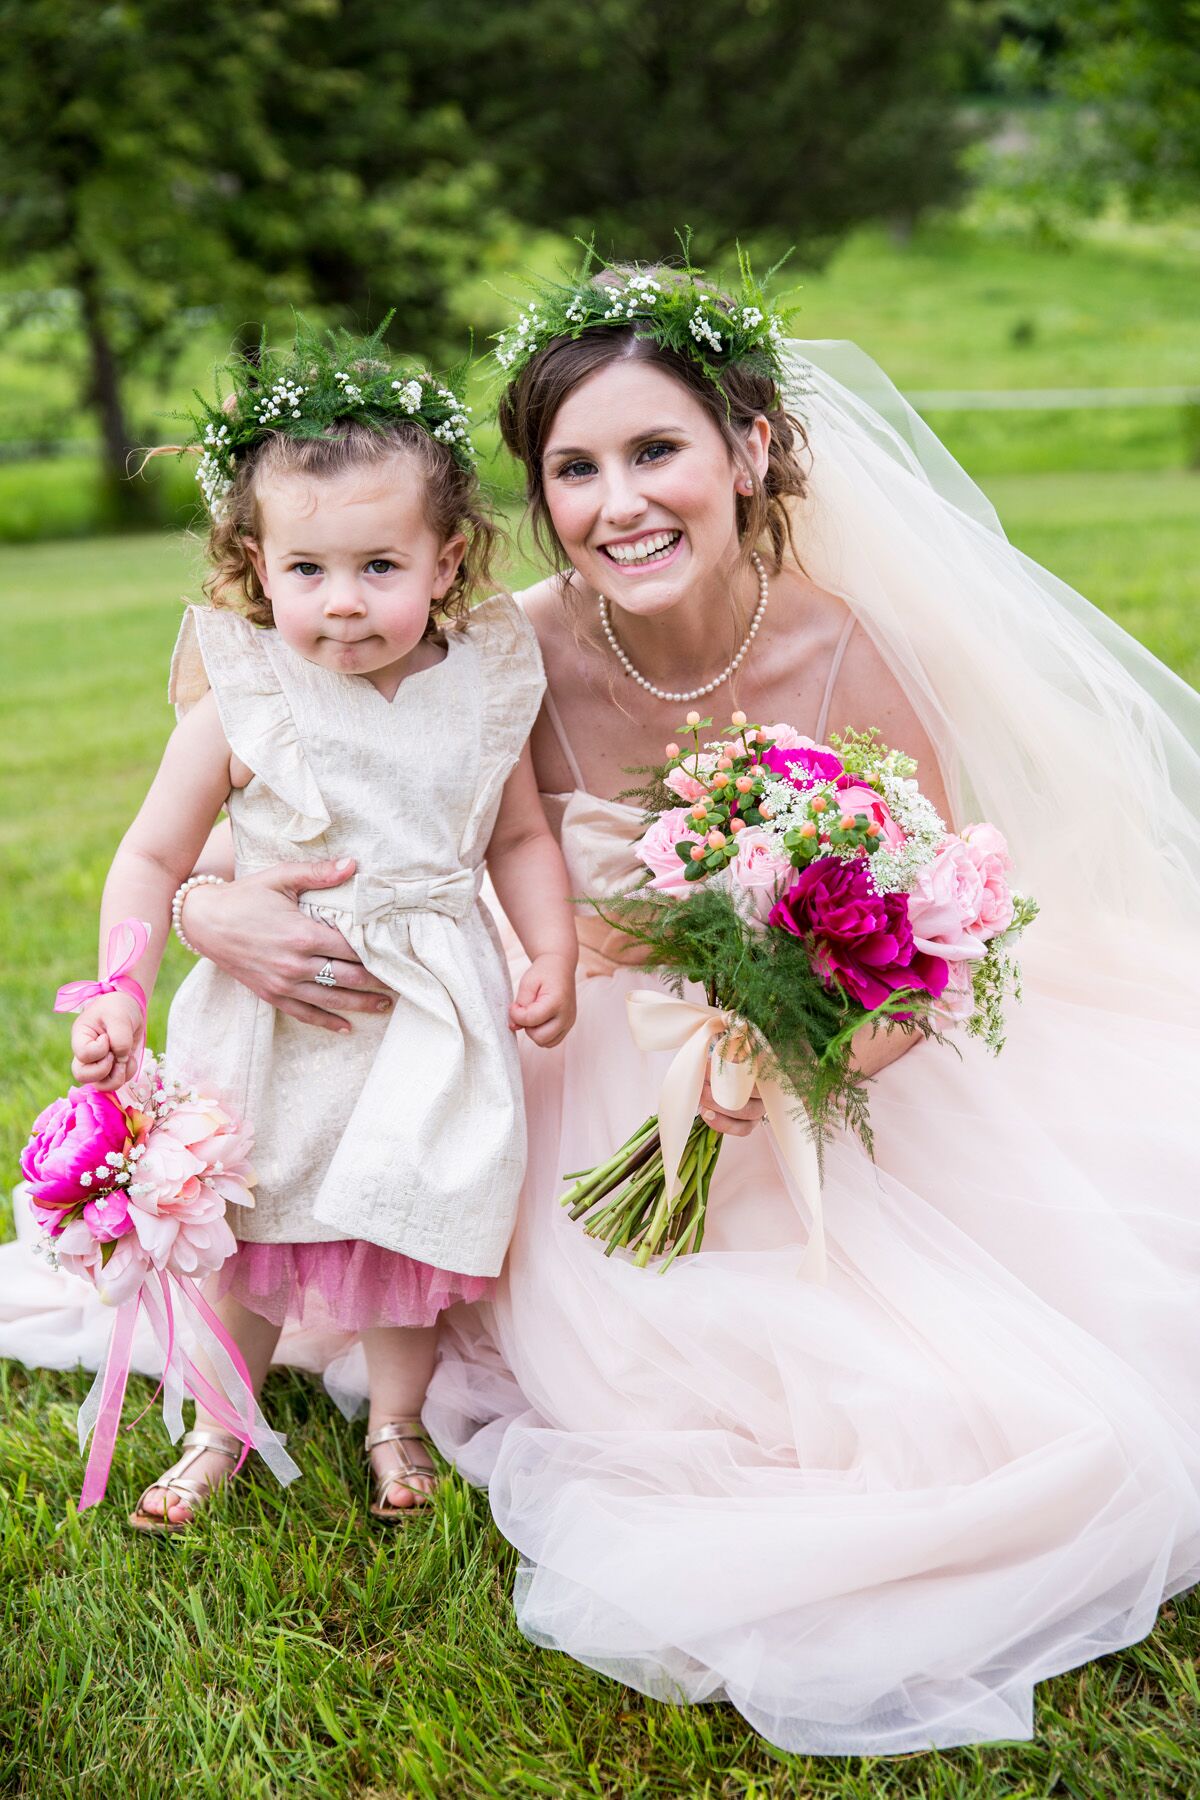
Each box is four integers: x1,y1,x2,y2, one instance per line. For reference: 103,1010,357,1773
54,1217,151,1307
634,807,703,895
21,1086,130,1208
761,742,844,787
769,856,949,1011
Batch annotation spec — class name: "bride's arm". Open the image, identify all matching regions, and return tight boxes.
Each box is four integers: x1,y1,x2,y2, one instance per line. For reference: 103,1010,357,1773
178,820,396,1029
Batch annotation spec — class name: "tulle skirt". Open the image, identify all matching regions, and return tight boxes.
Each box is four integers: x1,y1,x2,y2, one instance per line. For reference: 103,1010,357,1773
423,924,1200,1754
220,1238,492,1332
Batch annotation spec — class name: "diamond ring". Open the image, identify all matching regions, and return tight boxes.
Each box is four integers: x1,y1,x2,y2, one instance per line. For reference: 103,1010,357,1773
314,961,338,988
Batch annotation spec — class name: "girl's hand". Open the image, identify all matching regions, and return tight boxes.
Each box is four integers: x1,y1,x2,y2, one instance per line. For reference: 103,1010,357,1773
180,859,396,1032
699,1070,765,1139
70,993,145,1091
509,954,577,1048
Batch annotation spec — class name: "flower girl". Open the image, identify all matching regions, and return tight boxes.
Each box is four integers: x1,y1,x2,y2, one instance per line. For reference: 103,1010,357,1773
66,320,577,1530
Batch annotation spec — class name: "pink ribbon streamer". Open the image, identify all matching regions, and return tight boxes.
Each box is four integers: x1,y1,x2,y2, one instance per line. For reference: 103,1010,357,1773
76,1266,297,1512
54,918,151,1018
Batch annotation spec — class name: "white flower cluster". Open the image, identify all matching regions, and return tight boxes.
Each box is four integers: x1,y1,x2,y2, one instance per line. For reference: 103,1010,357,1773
866,774,945,893
495,301,550,369
390,377,424,412
688,307,724,354
333,370,364,404
739,306,763,330
196,423,233,516
430,384,475,459
254,377,306,424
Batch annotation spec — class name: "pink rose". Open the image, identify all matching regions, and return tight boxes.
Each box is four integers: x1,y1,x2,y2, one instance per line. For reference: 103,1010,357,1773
907,838,987,962
960,822,1014,939
909,827,1013,960
664,761,709,804
633,807,703,894
834,782,906,851
21,1086,130,1209
731,827,792,925
762,725,824,751
932,960,976,1028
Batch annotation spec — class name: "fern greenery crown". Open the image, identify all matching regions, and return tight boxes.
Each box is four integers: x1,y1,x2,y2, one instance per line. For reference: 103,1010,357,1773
493,237,794,392
187,315,475,518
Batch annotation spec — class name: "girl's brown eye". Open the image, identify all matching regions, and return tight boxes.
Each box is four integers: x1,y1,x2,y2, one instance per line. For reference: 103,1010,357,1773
294,562,320,577
367,559,395,575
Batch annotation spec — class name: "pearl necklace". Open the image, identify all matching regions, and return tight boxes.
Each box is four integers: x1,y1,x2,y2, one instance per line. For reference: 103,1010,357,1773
598,550,769,704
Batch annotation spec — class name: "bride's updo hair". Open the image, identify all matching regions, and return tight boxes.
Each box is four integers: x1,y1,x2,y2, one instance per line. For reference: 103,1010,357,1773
497,267,810,573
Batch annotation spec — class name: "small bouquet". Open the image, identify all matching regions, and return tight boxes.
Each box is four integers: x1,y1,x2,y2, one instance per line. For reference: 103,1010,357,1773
22,921,297,1509
560,713,1037,1272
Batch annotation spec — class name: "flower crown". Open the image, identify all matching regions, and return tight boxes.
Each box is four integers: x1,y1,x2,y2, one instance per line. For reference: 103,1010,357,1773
186,315,476,519
493,239,793,392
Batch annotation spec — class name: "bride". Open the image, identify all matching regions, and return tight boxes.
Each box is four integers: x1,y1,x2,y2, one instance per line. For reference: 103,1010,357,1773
7,258,1200,1754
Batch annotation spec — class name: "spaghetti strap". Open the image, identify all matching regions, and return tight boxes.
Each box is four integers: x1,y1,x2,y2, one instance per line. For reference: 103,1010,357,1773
543,687,587,792
814,612,856,742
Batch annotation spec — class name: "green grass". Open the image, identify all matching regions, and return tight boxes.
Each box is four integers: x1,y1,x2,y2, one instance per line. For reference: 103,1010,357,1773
2,501,1198,1796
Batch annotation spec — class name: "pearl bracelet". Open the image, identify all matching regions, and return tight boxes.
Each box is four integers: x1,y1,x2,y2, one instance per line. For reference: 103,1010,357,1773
171,874,225,955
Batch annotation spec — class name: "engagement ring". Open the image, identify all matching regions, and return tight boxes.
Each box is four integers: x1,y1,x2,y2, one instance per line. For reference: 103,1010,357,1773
315,961,338,988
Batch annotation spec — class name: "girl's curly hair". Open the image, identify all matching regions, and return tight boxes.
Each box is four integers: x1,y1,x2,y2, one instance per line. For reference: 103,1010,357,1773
158,417,499,632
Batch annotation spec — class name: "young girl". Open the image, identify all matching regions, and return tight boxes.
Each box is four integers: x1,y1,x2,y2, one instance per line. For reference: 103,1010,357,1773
66,322,578,1531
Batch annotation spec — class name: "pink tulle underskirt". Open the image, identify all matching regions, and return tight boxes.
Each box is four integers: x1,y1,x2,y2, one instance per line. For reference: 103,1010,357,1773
218,1238,492,1332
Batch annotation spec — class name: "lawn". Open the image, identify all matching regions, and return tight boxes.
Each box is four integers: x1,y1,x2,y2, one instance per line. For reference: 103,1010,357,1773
1,488,1198,1797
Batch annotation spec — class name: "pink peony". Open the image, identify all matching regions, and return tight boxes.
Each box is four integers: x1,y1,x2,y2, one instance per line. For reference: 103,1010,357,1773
731,827,793,925
83,1189,135,1242
633,807,703,895
21,1086,130,1209
909,828,1013,961
761,742,845,788
55,1217,151,1306
833,781,906,851
769,856,949,1012
664,763,708,804
123,1093,254,1280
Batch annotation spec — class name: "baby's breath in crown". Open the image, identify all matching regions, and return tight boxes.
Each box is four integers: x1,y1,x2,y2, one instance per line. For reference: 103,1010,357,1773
187,314,476,519
493,238,792,392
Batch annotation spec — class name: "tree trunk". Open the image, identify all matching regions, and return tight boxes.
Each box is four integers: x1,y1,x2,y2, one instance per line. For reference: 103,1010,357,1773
76,259,152,527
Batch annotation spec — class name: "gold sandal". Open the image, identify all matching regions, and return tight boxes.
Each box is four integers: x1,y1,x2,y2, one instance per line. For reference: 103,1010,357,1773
128,1427,244,1534
365,1419,440,1523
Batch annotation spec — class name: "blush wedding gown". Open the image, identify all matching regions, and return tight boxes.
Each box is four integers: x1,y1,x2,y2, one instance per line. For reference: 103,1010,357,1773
4,344,1198,1755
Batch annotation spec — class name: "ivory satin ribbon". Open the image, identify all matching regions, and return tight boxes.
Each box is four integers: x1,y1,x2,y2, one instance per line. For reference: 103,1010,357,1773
625,990,827,1281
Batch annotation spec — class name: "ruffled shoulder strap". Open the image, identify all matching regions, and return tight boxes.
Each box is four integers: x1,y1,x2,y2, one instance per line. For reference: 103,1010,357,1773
167,605,331,842
458,592,547,858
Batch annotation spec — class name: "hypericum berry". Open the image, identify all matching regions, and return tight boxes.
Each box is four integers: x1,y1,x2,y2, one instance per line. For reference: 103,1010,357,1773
800,822,818,838
707,830,727,849
686,710,701,726
735,776,754,793
731,710,747,727
839,814,857,831
665,742,680,758
690,803,708,821
729,817,746,833
811,797,827,814
689,843,707,861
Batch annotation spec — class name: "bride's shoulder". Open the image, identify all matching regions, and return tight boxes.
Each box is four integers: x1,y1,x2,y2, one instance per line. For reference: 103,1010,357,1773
511,571,580,644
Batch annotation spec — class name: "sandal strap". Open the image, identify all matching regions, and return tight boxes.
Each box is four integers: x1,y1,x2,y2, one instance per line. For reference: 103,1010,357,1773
137,1432,242,1517
364,1419,427,1454
179,1427,246,1460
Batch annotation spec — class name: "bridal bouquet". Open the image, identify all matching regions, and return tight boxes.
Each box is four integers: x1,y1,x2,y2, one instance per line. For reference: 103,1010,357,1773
560,713,1037,1272
22,921,297,1510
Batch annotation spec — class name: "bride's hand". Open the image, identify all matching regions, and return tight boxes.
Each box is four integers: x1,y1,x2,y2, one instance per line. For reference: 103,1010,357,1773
180,859,396,1032
698,1070,764,1138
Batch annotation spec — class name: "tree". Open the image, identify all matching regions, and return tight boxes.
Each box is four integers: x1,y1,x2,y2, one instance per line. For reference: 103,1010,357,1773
399,0,973,262
0,0,492,521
